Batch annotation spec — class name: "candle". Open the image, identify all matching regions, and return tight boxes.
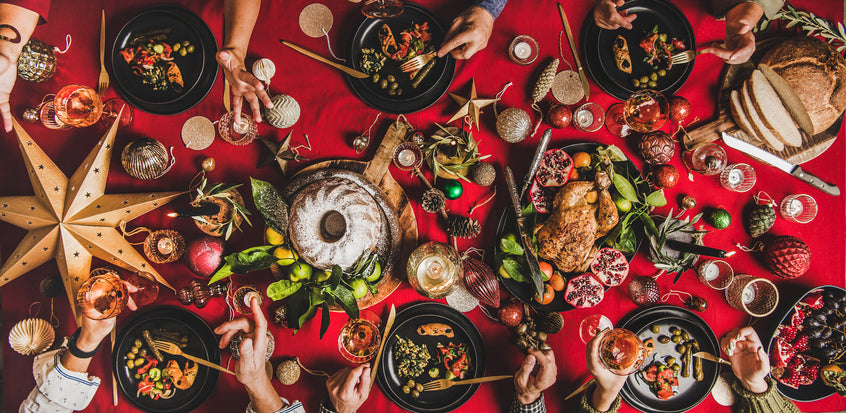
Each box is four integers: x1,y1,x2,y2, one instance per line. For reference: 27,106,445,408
513,42,531,60
157,237,174,255
726,169,744,187
169,204,221,218
701,262,719,281
576,109,594,128
666,239,727,258
742,284,756,304
425,258,444,280
233,118,250,135
397,149,417,168
787,199,803,216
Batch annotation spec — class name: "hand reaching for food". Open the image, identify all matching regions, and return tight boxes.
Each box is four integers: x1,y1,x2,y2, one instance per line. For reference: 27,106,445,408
593,0,637,30
721,326,770,393
437,6,494,60
514,348,557,405
216,48,274,125
705,3,763,64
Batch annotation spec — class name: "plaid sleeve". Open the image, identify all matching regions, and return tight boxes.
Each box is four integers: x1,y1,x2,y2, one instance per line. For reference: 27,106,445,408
319,400,338,413
509,393,546,413
473,0,508,19
245,398,305,413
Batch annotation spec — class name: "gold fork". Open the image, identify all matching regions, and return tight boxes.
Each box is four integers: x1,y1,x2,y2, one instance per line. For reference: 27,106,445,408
670,49,706,65
97,9,109,95
400,51,435,73
152,340,235,375
421,375,512,392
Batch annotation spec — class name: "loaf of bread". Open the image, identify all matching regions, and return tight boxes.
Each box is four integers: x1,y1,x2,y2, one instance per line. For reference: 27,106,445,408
760,36,846,134
740,82,785,151
748,70,803,147
759,64,814,134
729,89,763,145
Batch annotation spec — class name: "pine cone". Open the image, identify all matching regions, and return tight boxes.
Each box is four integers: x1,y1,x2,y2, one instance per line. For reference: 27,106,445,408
746,203,776,238
532,58,560,103
446,215,481,238
421,188,446,213
470,162,496,186
638,131,675,165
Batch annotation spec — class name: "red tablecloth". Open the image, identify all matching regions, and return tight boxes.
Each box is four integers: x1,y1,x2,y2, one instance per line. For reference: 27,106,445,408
2,0,844,412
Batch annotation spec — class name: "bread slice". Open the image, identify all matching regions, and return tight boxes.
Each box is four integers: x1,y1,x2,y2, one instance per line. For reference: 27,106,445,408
759,63,814,135
729,89,763,145
748,70,803,147
741,82,784,151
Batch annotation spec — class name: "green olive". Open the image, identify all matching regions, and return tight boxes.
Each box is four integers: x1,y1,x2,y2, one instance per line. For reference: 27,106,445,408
650,72,658,81
396,88,403,95
671,335,682,343
632,79,641,88
658,335,671,344
138,348,147,358
126,352,136,360
134,373,141,379
179,48,188,56
670,327,680,335
134,339,143,348
676,344,687,353
173,43,181,52
126,359,135,369
657,69,667,77
388,89,396,96
650,324,660,334
689,339,699,347
681,332,690,341
407,380,415,388
182,41,190,46
671,364,681,372
402,386,411,394
665,356,676,365
640,76,649,84
372,74,380,83
386,75,396,82
187,45,195,53
131,346,139,354
411,390,420,398
390,82,399,90
380,79,388,89
648,80,658,88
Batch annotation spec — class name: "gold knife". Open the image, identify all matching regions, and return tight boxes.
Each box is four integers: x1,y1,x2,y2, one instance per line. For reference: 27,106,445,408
280,40,369,79
223,79,231,112
449,375,513,386
557,3,590,100
370,304,396,388
565,377,596,400
693,351,732,365
111,326,118,406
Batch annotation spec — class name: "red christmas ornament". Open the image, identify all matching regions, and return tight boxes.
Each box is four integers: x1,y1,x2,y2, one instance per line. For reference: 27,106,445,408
546,104,572,129
628,275,660,306
668,96,691,123
763,235,811,279
651,164,680,189
186,236,227,278
462,256,501,308
498,301,524,327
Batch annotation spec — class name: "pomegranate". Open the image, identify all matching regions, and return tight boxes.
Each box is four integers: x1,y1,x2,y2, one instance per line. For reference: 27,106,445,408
589,248,629,286
770,336,796,368
651,164,679,189
564,273,605,308
498,301,524,327
186,236,227,278
535,149,574,187
668,96,691,123
799,292,824,309
546,104,572,129
528,180,555,214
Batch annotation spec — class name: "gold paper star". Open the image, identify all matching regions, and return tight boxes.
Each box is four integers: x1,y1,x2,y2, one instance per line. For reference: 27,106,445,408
447,78,499,129
0,115,185,323
258,132,306,175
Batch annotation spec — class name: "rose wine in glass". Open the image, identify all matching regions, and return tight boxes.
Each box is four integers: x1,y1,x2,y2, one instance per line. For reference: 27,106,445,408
54,85,103,128
361,0,404,18
338,310,382,363
76,269,128,320
579,314,613,344
124,271,159,307
599,328,646,375
623,90,669,133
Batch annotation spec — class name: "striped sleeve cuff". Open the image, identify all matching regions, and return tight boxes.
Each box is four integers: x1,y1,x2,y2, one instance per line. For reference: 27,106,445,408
246,398,305,413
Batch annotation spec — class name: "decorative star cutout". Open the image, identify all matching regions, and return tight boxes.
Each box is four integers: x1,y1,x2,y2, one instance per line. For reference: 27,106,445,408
258,132,306,175
447,78,499,129
0,115,185,323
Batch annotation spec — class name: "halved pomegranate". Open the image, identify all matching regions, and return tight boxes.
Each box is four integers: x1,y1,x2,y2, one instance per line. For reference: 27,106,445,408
529,180,555,214
799,292,824,310
770,336,796,369
564,273,605,308
589,248,629,286
535,149,574,187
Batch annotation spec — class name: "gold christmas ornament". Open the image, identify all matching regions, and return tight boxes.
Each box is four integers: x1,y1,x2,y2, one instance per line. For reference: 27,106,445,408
252,58,277,84
532,58,559,103
299,3,334,38
17,39,57,82
120,138,174,180
181,116,215,150
447,78,499,128
201,157,216,172
264,95,301,129
276,358,301,385
495,108,532,143
9,318,55,356
551,70,584,105
0,115,183,323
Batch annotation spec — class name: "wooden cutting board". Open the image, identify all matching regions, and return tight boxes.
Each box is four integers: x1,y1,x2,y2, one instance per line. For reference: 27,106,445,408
683,38,841,164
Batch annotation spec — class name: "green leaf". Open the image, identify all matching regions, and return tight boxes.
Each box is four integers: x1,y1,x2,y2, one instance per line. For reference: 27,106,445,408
208,264,235,284
224,245,278,274
499,237,524,256
267,280,302,301
502,257,528,283
330,285,360,319
645,190,668,207
598,145,627,162
310,288,326,307
287,289,310,329
329,265,343,289
250,178,289,236
298,303,318,331
319,302,331,339
612,173,639,202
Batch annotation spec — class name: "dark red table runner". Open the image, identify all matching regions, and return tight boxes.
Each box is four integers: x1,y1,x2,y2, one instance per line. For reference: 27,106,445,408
2,0,844,412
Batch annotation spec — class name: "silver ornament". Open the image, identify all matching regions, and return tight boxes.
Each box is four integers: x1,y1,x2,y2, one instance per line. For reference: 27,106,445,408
252,58,276,84
496,108,531,143
264,94,301,129
23,108,40,123
121,138,173,180
353,135,369,152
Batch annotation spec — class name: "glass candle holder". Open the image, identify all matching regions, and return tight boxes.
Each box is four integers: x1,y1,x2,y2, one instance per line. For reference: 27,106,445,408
406,242,462,299
54,84,103,127
392,141,423,171
604,103,632,137
697,259,734,290
39,99,71,130
623,89,669,133
76,268,128,320
233,285,263,315
725,274,778,317
338,310,382,364
719,163,756,192
100,98,134,128
599,328,646,376
218,111,258,145
682,142,727,175
780,194,818,224
508,35,539,65
573,102,605,132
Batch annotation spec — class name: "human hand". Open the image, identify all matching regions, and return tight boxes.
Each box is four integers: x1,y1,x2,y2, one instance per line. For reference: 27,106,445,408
326,363,372,413
721,326,769,393
437,6,494,60
0,51,18,132
76,281,137,352
586,330,628,411
216,48,273,124
514,348,557,405
705,3,763,64
593,0,637,30
214,297,270,390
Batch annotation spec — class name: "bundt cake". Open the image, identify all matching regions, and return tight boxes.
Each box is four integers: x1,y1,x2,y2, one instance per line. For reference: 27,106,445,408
288,177,384,270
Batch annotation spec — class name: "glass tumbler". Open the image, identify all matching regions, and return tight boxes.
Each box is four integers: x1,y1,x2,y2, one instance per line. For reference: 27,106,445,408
725,274,778,317
780,194,818,224
719,163,756,192
697,259,734,290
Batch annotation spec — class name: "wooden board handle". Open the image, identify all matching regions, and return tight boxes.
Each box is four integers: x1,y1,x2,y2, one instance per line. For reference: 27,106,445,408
364,120,410,184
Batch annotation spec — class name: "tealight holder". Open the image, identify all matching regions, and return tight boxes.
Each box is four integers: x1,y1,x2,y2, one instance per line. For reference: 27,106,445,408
508,35,539,65
406,242,462,299
218,111,257,145
38,98,71,130
573,102,605,132
142,229,186,264
233,285,263,315
697,259,734,290
725,274,778,317
392,141,423,171
719,163,756,192
780,194,818,224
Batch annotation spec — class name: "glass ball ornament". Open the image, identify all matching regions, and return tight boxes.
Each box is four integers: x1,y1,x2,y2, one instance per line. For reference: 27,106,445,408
443,179,463,200
23,107,39,123
17,39,57,82
628,275,660,306
496,108,531,143
121,138,173,180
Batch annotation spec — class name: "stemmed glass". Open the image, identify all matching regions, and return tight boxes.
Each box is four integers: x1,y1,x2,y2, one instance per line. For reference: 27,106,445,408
77,268,160,320
623,89,669,133
361,0,404,18
579,314,613,344
338,310,382,363
54,84,103,128
598,328,647,376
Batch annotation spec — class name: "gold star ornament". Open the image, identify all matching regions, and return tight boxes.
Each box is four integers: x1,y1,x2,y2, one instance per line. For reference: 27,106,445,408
447,78,499,129
0,115,185,322
258,132,306,175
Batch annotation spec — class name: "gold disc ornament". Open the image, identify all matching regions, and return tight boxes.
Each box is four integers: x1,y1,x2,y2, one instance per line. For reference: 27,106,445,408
551,70,584,105
299,3,334,38
181,116,215,150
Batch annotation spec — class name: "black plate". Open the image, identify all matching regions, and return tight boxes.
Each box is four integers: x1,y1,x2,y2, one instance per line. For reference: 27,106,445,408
620,306,720,413
767,285,844,401
347,3,456,114
377,302,485,413
111,6,218,115
113,306,220,413
494,142,645,312
581,0,695,100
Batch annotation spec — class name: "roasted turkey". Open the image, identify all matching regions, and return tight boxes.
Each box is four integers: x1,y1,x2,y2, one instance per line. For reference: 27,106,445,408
536,172,619,273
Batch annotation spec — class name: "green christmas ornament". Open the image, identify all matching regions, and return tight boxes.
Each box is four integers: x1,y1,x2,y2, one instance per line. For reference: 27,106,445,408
443,179,463,200
706,207,732,229
746,194,777,238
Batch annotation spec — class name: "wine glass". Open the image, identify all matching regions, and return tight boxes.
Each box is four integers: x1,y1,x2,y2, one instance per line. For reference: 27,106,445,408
99,98,134,128
76,268,129,320
604,103,632,137
124,271,159,307
623,89,669,133
361,0,404,18
54,84,103,128
682,142,728,176
579,314,613,344
338,310,382,363
598,328,647,376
